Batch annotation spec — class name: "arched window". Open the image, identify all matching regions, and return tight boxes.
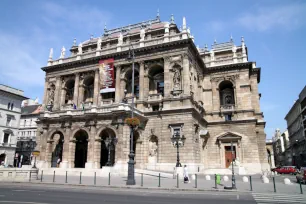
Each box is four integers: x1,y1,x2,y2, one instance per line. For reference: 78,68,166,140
65,79,75,104
219,81,235,106
149,65,164,96
83,76,94,102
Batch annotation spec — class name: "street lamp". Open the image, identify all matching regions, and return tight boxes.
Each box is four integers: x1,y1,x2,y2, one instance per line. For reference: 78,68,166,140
231,141,236,189
126,45,136,185
105,137,118,166
171,132,186,167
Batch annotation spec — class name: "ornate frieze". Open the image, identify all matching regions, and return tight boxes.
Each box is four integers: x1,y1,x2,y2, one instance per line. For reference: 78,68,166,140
210,74,239,84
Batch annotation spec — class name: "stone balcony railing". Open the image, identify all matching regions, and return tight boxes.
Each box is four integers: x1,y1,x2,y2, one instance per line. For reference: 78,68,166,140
48,33,183,66
42,103,143,119
147,93,163,102
101,99,114,106
220,104,235,112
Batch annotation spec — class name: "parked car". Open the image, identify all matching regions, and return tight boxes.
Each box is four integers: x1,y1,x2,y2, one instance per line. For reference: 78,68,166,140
273,166,298,175
296,168,306,184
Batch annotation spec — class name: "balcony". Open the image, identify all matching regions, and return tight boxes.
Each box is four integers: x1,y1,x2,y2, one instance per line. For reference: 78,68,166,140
148,93,163,102
220,104,235,112
101,99,114,106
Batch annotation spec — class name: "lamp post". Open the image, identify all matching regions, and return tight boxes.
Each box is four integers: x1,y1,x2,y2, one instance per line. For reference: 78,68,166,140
126,45,136,185
231,141,237,189
171,132,186,167
106,137,118,166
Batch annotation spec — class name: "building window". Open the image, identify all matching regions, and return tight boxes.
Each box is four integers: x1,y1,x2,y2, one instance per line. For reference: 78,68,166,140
219,81,235,106
28,131,31,136
3,133,9,144
6,117,12,127
7,103,10,110
152,105,160,111
173,127,181,137
225,114,232,121
10,103,14,110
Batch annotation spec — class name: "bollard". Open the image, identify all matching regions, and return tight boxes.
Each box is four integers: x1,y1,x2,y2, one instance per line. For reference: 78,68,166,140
108,172,110,185
79,172,82,184
300,181,303,194
215,174,218,189
29,171,31,182
41,170,43,182
249,176,253,191
141,173,143,187
158,173,161,187
94,172,96,185
53,171,55,183
195,174,197,188
65,171,67,183
177,174,179,188
273,177,276,193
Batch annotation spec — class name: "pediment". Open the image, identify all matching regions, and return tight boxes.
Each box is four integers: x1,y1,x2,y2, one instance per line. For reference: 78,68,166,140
216,132,242,142
3,129,14,135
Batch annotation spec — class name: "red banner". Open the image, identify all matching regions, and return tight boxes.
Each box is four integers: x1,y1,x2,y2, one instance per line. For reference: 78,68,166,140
99,58,115,92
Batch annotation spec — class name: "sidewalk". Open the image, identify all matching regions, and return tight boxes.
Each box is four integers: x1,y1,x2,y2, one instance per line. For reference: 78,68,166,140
23,173,306,195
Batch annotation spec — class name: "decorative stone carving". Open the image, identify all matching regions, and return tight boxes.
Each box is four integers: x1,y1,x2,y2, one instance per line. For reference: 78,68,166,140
149,137,158,157
210,74,239,83
140,28,145,41
78,43,82,55
118,33,123,45
49,48,53,60
48,84,55,105
172,66,181,90
97,37,102,50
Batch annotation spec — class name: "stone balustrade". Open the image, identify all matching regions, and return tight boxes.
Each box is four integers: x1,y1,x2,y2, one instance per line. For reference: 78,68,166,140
220,104,235,112
148,93,163,102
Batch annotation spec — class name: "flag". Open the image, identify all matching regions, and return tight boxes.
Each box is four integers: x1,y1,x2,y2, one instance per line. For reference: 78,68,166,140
73,103,77,110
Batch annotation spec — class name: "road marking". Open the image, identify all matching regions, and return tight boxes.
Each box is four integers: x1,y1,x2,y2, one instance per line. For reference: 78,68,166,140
0,202,50,204
12,190,45,193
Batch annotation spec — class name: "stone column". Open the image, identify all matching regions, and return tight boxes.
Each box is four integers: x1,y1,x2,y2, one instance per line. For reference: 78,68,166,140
120,79,127,102
85,126,96,169
43,78,49,106
115,66,121,103
60,88,66,110
54,77,62,110
45,141,53,168
93,69,99,106
93,137,101,169
163,57,171,98
182,54,190,95
60,127,70,168
73,73,80,106
78,85,85,108
68,139,76,168
139,62,145,101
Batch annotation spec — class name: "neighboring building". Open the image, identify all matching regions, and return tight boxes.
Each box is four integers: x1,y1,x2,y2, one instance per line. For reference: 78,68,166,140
266,139,275,169
285,86,306,168
0,84,28,166
16,99,42,166
272,129,289,166
36,15,269,174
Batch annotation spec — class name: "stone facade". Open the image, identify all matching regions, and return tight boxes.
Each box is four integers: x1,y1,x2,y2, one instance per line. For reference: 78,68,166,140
35,16,269,174
0,84,28,166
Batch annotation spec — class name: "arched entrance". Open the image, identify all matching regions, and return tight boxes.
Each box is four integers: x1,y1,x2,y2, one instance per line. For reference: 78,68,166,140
50,132,64,167
99,128,117,167
74,130,88,168
0,154,6,165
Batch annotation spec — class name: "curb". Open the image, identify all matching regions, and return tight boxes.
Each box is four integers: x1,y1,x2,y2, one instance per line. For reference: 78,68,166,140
2,181,250,194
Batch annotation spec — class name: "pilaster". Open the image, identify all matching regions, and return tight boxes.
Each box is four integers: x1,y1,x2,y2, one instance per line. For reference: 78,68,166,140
73,73,79,106
53,76,62,110
93,69,99,106
182,54,190,95
115,66,121,103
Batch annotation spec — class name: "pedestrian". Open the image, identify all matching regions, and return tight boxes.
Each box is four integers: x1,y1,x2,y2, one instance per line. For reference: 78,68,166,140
57,158,61,168
183,165,190,183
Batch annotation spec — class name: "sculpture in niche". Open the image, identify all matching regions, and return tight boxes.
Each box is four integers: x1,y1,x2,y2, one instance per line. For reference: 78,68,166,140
173,67,181,90
48,84,55,105
225,95,232,104
149,136,158,157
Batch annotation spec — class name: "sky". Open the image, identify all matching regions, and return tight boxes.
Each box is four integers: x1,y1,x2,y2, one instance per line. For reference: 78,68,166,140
0,0,305,139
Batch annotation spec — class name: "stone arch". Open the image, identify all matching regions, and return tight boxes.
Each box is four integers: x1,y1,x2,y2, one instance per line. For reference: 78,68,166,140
218,80,235,106
73,129,89,168
124,67,140,98
47,130,65,167
96,125,118,138
64,79,75,104
148,64,164,95
99,128,117,167
82,75,94,103
71,128,90,140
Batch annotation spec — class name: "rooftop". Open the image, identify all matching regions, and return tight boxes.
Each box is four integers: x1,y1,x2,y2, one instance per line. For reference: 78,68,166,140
0,84,25,97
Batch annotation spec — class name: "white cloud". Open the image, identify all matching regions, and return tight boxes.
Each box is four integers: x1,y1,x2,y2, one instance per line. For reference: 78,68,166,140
237,3,306,32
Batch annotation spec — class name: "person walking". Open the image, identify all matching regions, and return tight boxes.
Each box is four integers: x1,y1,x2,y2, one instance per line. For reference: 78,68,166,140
183,165,190,183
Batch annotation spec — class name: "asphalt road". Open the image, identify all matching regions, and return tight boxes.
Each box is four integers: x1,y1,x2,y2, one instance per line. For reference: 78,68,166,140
0,183,256,204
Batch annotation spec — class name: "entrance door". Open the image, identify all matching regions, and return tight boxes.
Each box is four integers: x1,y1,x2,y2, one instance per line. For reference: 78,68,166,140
225,146,236,168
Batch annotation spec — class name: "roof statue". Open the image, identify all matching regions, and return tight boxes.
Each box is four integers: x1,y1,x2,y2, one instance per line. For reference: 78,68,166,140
182,17,187,31
97,37,102,50
164,22,169,34
73,38,76,46
157,9,160,20
78,43,82,55
170,14,175,24
60,46,66,59
118,33,123,45
140,28,145,41
204,44,208,52
48,48,53,60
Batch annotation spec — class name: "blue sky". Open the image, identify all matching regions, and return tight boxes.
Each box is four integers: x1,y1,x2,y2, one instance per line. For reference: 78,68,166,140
0,0,305,138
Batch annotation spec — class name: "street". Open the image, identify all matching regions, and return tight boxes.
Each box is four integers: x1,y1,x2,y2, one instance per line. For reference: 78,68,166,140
0,183,255,204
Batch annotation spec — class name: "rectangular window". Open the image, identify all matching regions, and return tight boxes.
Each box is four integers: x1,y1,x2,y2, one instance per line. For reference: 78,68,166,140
173,127,181,137
28,131,31,136
225,114,232,121
6,117,12,126
152,105,159,111
3,133,9,144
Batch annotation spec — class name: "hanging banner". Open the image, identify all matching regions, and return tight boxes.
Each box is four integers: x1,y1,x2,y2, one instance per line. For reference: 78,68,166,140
99,58,115,93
